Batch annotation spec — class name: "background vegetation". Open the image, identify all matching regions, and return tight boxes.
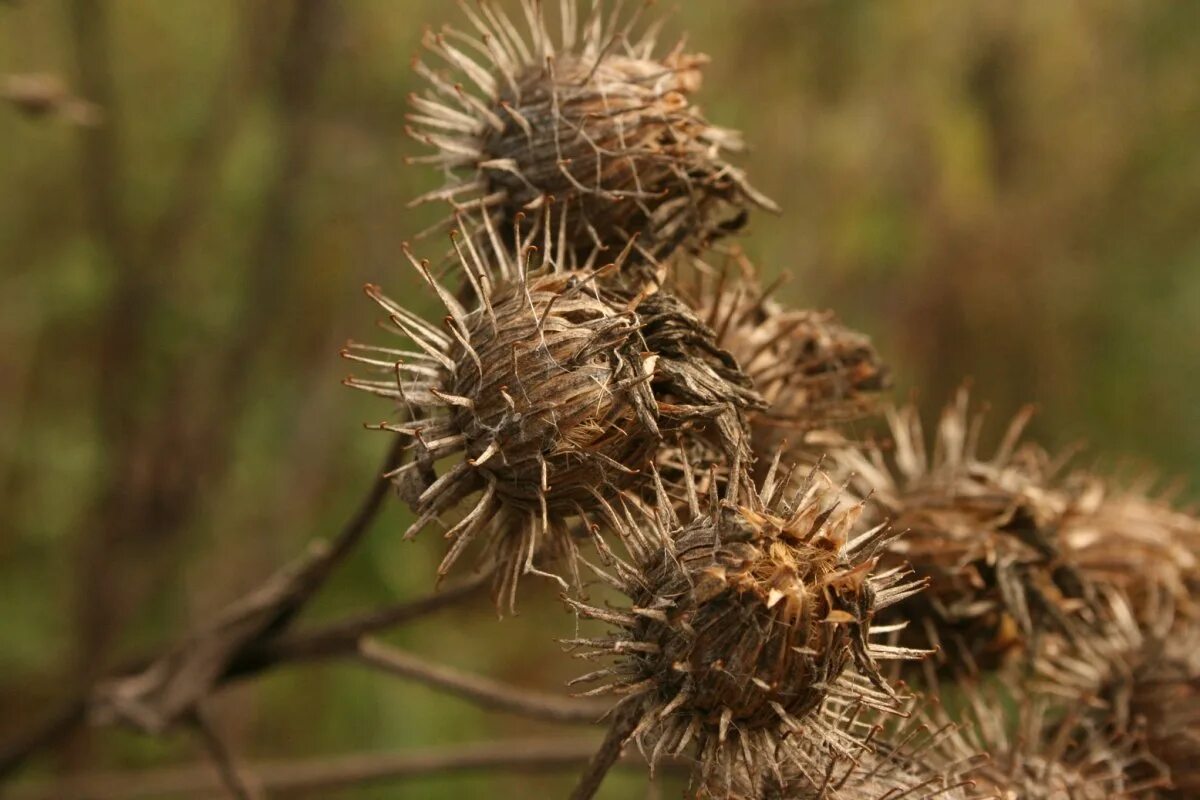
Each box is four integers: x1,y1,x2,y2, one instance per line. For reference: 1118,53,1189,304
2,1,1197,797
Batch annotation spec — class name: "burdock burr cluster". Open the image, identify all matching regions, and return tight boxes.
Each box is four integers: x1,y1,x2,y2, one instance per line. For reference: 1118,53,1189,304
346,3,1200,797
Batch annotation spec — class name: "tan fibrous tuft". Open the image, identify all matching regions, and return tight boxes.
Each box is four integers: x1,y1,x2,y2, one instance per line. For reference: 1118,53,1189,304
407,0,776,270
567,458,926,791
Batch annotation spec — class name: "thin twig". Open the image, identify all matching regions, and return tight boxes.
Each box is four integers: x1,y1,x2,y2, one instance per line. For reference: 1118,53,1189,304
568,701,644,800
357,639,610,724
189,707,259,800
226,571,491,677
6,739,688,800
0,436,404,778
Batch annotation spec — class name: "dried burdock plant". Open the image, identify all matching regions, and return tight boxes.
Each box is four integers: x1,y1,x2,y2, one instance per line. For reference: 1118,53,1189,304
406,0,776,271
1056,473,1200,624
746,695,983,800
934,675,1168,800
827,390,1091,668
1037,591,1200,798
1120,623,1200,798
566,456,926,794
345,221,762,611
682,252,891,453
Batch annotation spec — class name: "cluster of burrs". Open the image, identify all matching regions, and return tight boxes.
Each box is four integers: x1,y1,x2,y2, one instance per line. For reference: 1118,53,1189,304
345,3,1199,797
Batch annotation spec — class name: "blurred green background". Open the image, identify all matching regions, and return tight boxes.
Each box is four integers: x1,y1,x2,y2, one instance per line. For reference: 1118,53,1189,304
1,1,1197,797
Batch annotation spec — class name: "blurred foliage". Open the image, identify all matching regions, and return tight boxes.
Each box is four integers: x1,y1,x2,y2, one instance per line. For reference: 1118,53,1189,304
0,1,1197,797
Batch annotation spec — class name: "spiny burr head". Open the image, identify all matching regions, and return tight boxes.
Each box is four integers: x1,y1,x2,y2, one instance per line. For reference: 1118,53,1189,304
943,678,1167,800
826,390,1092,668
567,458,926,791
406,0,776,271
746,695,983,800
683,253,891,452
1056,472,1200,625
346,251,658,610
346,224,762,611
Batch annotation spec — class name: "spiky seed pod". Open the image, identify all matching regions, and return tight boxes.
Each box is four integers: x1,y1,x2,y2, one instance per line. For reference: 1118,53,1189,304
1028,590,1199,797
567,458,926,793
1121,623,1200,798
346,228,762,610
347,264,653,609
826,391,1091,667
747,696,983,800
407,0,776,270
935,677,1168,800
683,254,891,452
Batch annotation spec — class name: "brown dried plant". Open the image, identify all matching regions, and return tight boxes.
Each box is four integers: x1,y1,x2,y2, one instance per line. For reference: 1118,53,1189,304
345,217,763,611
826,391,1091,667
8,4,1200,800
406,0,776,270
566,455,926,794
680,251,892,453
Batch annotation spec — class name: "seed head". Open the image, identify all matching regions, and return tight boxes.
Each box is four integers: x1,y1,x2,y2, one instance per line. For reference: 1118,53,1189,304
407,1,776,270
1035,591,1200,798
1122,623,1200,798
346,226,761,610
1057,473,1200,624
567,458,925,791
685,254,891,452
747,695,982,800
940,677,1165,800
827,390,1090,667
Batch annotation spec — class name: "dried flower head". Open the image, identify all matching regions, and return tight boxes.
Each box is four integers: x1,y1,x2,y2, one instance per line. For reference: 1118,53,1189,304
407,0,776,269
346,225,761,610
1024,590,1197,797
683,254,891,451
827,391,1090,667
1057,473,1200,624
1121,623,1200,798
938,677,1167,800
567,457,925,792
747,695,982,800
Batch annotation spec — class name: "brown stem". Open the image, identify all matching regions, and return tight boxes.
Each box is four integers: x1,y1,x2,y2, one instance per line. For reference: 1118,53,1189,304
6,739,685,800
568,701,644,800
226,571,490,677
189,708,259,800
0,436,404,780
356,639,610,725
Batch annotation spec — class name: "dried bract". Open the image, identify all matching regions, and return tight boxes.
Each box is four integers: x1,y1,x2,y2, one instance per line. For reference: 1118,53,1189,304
568,459,925,792
407,0,776,270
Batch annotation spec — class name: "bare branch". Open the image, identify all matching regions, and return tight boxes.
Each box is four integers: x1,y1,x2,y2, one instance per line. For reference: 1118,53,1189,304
189,708,259,800
0,436,404,777
356,639,610,725
226,571,491,677
569,702,644,800
7,739,687,800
